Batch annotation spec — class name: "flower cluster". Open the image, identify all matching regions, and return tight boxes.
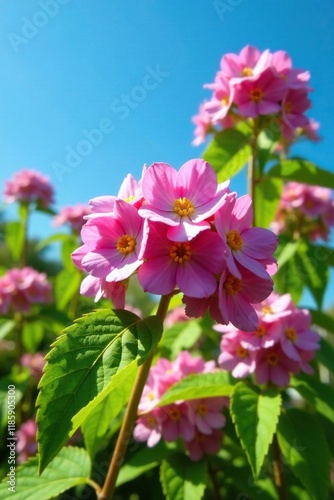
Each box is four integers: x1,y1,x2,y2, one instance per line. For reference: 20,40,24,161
272,181,334,241
3,169,54,208
0,267,52,314
72,160,278,330
192,45,319,146
216,292,320,386
21,352,45,381
53,203,91,232
16,419,38,464
133,351,228,461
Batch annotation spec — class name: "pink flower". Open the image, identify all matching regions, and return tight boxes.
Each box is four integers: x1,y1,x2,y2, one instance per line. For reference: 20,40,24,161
88,166,147,216
270,50,310,89
203,74,234,123
234,67,287,118
139,160,229,241
0,267,52,313
21,352,45,381
187,398,227,434
72,199,148,282
192,102,213,146
220,45,270,81
3,169,54,208
184,428,223,462
160,403,195,442
281,88,311,138
303,119,321,142
53,204,91,232
183,287,226,324
138,221,226,298
79,275,127,308
218,265,274,331
254,344,299,386
17,419,38,463
218,331,256,378
215,193,278,279
279,309,320,362
133,410,162,448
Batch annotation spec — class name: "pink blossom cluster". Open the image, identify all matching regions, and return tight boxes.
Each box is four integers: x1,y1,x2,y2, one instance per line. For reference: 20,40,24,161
21,352,45,381
72,160,278,330
17,419,38,463
192,45,319,146
272,182,334,241
133,351,228,461
3,169,54,208
216,292,320,386
53,203,91,232
0,267,52,314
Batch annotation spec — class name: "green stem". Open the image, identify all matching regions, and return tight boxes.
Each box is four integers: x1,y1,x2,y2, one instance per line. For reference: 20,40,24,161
272,433,288,500
19,202,29,268
98,294,172,500
248,131,258,226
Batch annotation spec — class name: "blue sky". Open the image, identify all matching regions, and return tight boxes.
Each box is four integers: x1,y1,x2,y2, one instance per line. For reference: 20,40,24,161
1,0,334,306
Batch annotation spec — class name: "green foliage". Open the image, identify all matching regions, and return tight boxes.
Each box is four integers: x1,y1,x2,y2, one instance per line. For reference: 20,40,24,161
267,158,334,188
0,446,91,500
277,409,330,500
255,177,283,228
230,382,282,478
158,372,233,406
4,221,25,262
203,129,251,182
54,268,82,311
291,375,334,424
160,453,207,500
159,319,202,359
36,309,163,472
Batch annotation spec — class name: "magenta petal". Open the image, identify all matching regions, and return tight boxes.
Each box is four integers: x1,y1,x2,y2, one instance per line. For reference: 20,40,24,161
167,220,209,242
226,294,259,331
114,199,142,237
230,195,253,230
242,227,278,258
106,258,142,281
176,261,217,298
234,252,270,279
177,159,217,205
138,257,176,295
142,162,177,209
82,249,124,277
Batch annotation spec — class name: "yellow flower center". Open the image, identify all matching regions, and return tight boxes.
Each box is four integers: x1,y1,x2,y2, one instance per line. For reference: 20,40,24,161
267,352,279,366
116,234,136,254
168,407,181,421
221,96,229,106
242,67,253,76
256,325,267,337
169,242,192,264
196,404,208,417
146,415,156,429
223,273,242,295
124,195,135,202
173,197,195,217
285,327,297,342
261,305,273,314
226,229,243,250
250,88,263,102
283,101,292,114
236,345,248,358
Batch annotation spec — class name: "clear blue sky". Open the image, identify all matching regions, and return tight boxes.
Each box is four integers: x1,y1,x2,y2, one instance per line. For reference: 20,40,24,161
1,0,334,305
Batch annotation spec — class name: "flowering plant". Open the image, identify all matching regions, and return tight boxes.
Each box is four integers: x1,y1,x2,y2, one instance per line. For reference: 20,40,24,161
0,46,334,500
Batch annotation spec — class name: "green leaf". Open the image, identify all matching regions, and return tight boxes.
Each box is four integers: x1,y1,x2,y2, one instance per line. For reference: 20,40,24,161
203,129,251,182
158,372,233,407
254,177,283,228
267,158,334,188
0,446,91,500
61,237,80,269
160,320,202,359
310,309,334,333
22,320,44,353
54,268,82,310
117,441,172,486
291,375,334,424
317,338,334,372
230,382,282,478
295,240,328,309
277,408,330,500
35,233,70,252
0,319,15,340
275,237,299,269
160,453,207,500
0,372,29,428
36,309,163,473
4,221,25,261
274,250,304,304
82,368,137,458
